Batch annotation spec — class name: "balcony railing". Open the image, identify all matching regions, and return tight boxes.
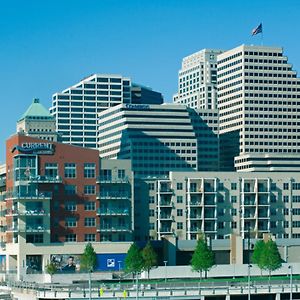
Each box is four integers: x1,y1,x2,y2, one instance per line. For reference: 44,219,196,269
98,225,131,232
8,192,52,200
30,175,62,183
190,214,202,219
159,201,173,207
159,214,173,220
97,208,129,216
190,227,201,232
96,176,129,183
6,225,46,232
97,192,130,199
189,201,202,206
159,187,173,193
159,227,172,233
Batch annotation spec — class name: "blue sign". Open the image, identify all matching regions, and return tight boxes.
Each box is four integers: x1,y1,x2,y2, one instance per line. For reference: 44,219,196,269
12,143,55,155
96,253,126,271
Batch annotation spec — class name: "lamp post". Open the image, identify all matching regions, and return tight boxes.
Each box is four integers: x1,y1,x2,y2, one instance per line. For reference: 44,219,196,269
163,260,168,283
288,265,293,300
135,272,139,300
118,261,121,285
248,264,252,300
88,267,92,300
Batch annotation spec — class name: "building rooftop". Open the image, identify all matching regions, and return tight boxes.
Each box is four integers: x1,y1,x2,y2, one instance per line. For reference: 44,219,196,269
19,98,53,121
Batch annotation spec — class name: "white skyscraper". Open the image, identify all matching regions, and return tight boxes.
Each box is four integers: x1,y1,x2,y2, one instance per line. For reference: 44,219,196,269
50,74,131,149
174,49,223,109
217,44,300,171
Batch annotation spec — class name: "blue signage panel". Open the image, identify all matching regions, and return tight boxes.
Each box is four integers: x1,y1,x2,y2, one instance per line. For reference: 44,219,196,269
96,253,126,271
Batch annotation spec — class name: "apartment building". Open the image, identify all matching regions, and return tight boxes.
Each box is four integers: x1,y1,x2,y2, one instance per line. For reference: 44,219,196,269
145,171,300,241
173,49,223,109
217,45,300,171
50,74,163,149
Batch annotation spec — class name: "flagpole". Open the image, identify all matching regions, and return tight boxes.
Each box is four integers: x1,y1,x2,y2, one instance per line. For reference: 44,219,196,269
260,22,264,46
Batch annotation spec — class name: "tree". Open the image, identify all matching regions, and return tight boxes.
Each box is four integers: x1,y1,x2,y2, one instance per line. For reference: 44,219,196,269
260,239,282,282
191,234,214,281
252,240,266,274
124,243,143,276
45,262,57,282
80,243,97,272
141,241,158,278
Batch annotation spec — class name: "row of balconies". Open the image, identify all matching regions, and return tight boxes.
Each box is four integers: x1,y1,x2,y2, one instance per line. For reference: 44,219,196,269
97,224,131,232
5,208,46,217
96,176,130,184
97,192,130,199
5,191,52,200
6,224,46,232
97,208,130,216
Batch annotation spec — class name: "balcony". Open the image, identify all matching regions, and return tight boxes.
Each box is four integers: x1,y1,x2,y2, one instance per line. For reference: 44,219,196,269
189,187,203,194
10,192,52,200
97,208,129,216
0,226,7,232
0,178,6,188
159,227,172,234
159,214,173,220
96,176,129,184
30,175,62,184
159,200,173,207
190,227,202,233
7,224,46,232
0,195,6,201
97,192,130,200
189,214,202,220
189,200,202,206
97,225,131,232
159,187,173,194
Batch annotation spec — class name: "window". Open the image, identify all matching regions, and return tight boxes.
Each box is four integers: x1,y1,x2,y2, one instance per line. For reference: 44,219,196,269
283,183,289,190
65,185,76,195
45,163,58,177
84,234,96,242
148,183,155,191
64,163,76,178
100,169,111,181
231,209,237,216
84,185,96,195
26,234,43,243
231,196,237,203
177,209,183,216
84,202,95,211
118,169,125,179
149,196,155,204
177,183,183,190
84,163,95,178
65,217,77,227
218,182,224,190
284,208,289,215
284,221,289,228
177,222,183,230
231,183,237,190
65,201,76,211
84,218,96,227
65,234,76,242
149,223,155,230
231,222,237,229
218,222,224,229
149,209,155,217
177,196,183,203
283,196,289,203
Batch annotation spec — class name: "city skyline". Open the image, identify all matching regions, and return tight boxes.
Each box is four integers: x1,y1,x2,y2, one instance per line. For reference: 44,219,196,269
1,0,300,162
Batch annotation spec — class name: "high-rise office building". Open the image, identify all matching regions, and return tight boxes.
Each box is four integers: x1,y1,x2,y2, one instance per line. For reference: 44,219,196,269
98,104,219,177
50,74,164,149
173,49,223,109
217,45,300,171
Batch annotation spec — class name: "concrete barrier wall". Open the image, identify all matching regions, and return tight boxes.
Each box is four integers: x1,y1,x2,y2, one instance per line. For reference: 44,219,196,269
142,262,300,279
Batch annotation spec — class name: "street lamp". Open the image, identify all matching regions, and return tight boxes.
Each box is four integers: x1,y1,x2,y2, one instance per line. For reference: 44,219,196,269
288,265,293,300
135,272,139,300
118,261,122,285
163,260,168,283
248,264,252,300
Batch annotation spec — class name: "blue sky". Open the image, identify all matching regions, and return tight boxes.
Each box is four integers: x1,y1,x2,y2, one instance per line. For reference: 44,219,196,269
1,0,300,163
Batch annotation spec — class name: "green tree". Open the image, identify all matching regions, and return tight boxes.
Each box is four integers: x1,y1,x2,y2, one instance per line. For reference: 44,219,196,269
45,262,57,281
141,241,158,278
191,234,214,281
125,243,143,277
252,240,266,274
260,239,282,282
80,243,97,272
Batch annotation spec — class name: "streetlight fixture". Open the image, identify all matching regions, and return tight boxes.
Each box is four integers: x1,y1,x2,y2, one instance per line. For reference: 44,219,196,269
163,260,168,283
288,265,293,300
118,261,122,285
248,264,252,300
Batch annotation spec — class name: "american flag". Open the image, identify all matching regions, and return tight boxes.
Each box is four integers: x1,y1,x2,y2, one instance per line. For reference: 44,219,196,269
252,23,263,36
